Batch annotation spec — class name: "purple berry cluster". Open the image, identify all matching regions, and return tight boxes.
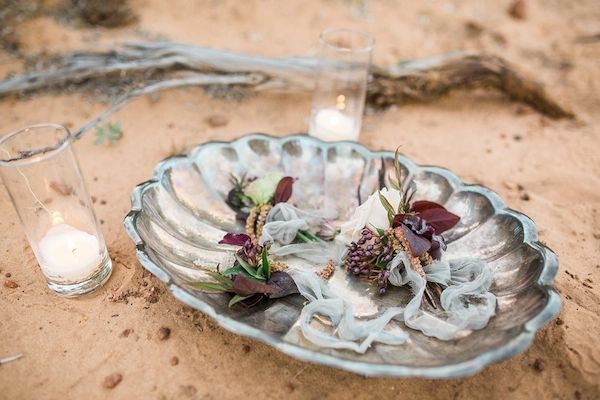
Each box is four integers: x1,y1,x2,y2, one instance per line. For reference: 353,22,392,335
374,270,391,295
344,228,397,294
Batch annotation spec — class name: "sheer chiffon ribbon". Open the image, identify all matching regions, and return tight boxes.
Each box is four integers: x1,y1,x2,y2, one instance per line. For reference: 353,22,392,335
291,253,496,352
258,203,339,264
258,203,496,350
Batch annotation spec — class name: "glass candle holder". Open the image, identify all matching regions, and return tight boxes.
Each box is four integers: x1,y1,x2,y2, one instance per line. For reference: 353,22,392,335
0,124,112,296
309,28,375,142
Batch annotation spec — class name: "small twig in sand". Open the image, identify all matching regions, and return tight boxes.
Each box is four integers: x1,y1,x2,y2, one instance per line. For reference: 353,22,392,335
292,365,309,379
0,353,23,365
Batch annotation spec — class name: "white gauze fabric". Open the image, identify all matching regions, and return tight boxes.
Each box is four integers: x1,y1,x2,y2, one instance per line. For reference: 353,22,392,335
262,203,496,349
290,270,408,353
292,252,496,352
259,203,339,264
388,252,496,340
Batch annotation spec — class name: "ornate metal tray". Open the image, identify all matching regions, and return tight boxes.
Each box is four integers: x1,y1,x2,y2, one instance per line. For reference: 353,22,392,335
124,134,560,378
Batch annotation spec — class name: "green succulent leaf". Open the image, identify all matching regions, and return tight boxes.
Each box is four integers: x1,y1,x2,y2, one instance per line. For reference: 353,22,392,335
229,173,247,190
393,147,411,214
206,271,234,290
295,230,313,243
389,178,401,191
238,269,264,283
300,230,322,242
222,265,243,277
190,281,229,293
394,147,403,188
228,294,251,307
226,173,254,210
189,270,235,293
378,191,396,223
260,248,271,279
234,254,264,281
94,121,123,146
255,268,265,279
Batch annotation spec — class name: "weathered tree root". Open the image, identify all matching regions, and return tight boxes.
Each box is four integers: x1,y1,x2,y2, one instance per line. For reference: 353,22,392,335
370,52,574,119
0,42,573,119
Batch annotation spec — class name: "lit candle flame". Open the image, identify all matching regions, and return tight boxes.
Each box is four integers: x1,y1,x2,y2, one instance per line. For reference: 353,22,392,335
336,95,346,110
51,211,64,226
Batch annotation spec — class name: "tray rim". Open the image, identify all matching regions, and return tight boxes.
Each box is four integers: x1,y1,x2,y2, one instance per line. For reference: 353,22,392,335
123,132,561,378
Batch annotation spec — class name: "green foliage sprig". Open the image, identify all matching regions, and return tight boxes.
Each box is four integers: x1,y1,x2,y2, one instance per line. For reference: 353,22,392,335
94,121,123,145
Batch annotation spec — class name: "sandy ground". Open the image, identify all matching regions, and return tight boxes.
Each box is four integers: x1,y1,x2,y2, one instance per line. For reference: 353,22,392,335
0,0,599,399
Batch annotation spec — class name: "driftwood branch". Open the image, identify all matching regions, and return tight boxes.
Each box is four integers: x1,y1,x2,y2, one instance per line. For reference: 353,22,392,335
0,42,573,119
369,52,573,118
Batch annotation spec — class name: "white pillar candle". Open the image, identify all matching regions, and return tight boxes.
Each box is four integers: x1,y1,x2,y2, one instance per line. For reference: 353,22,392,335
311,108,357,141
38,224,101,281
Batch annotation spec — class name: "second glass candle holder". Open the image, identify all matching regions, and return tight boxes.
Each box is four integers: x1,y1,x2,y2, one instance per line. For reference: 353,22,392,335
309,28,375,142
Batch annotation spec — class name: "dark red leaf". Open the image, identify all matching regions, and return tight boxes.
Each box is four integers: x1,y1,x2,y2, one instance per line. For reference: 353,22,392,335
419,208,460,234
267,271,299,299
274,176,294,204
219,233,251,246
232,274,277,296
410,200,445,213
428,240,442,260
399,224,431,257
391,213,409,228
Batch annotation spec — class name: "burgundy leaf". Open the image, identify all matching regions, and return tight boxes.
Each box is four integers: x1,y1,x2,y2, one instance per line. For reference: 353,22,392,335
428,240,442,260
410,200,445,213
391,213,409,228
419,208,460,234
267,271,299,299
399,224,431,257
274,176,294,204
232,274,277,296
219,232,251,246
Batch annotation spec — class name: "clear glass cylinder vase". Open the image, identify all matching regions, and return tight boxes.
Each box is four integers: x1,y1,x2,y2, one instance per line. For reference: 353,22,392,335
0,124,112,296
309,28,375,142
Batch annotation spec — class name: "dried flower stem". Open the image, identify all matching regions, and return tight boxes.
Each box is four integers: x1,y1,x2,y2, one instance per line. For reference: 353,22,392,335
245,204,272,244
394,227,438,308
270,260,288,272
245,206,259,243
255,204,272,240
316,260,336,280
393,228,425,277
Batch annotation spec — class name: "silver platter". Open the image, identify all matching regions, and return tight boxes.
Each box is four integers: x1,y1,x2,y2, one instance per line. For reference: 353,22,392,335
124,133,560,378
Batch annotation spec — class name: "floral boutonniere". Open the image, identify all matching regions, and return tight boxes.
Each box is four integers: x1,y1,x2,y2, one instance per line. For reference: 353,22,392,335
191,232,298,307
226,173,323,244
340,149,460,306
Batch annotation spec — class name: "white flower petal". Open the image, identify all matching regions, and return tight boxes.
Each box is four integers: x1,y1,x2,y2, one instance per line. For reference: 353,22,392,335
339,187,403,243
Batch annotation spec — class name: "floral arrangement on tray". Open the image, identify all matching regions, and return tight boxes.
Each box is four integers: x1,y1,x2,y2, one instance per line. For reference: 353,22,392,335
341,150,460,306
192,149,497,352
